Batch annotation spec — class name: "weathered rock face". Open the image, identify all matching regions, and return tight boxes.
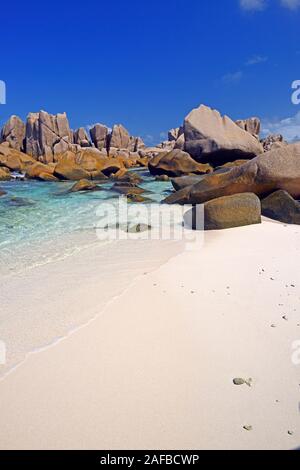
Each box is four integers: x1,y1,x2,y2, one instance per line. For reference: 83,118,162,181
171,175,205,191
54,161,90,181
75,148,107,173
261,190,300,225
261,134,287,152
174,133,185,150
0,167,11,181
109,124,130,151
89,124,109,151
168,127,183,142
215,160,249,172
235,117,261,139
25,111,73,161
129,136,145,152
183,193,261,230
25,163,57,181
0,115,25,151
0,144,36,172
112,183,145,196
148,149,213,177
112,170,142,184
69,179,100,192
100,158,124,176
183,105,263,164
164,143,300,205
73,128,90,147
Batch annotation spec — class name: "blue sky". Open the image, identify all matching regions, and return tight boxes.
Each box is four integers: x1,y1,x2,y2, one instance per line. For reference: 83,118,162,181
0,0,299,144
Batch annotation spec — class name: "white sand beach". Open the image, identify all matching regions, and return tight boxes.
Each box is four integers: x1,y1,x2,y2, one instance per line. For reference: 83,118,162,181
0,219,300,450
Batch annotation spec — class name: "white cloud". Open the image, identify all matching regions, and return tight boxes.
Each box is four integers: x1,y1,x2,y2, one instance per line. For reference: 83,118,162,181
280,0,300,9
246,55,268,66
240,0,300,10
261,111,300,142
239,0,267,11
221,71,243,84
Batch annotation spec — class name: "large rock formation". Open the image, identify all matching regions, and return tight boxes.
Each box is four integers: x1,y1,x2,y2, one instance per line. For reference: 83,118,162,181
0,111,145,163
89,124,109,151
261,190,300,225
0,143,36,172
183,104,263,164
109,124,130,150
235,117,261,139
73,127,90,147
0,115,25,151
54,160,90,181
25,111,73,162
164,143,300,205
261,134,287,152
148,149,213,177
168,127,184,142
184,193,261,230
25,162,57,180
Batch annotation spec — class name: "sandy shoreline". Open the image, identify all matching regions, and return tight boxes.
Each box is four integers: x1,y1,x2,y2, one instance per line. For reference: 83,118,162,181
0,219,300,449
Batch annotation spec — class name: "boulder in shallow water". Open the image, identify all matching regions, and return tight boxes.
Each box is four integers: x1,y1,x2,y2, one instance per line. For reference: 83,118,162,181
184,193,261,231
112,183,145,196
261,190,300,225
0,188,7,196
148,149,213,177
126,194,154,203
69,179,101,193
111,169,142,184
8,196,35,207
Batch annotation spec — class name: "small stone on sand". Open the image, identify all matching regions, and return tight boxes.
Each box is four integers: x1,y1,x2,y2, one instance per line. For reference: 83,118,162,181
233,378,245,386
243,425,253,432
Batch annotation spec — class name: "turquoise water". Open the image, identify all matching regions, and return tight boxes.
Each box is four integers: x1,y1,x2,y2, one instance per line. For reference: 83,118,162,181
0,170,173,275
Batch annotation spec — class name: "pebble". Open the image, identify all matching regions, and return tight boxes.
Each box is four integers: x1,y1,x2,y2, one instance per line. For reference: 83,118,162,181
288,431,294,436
233,378,245,386
243,425,253,432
